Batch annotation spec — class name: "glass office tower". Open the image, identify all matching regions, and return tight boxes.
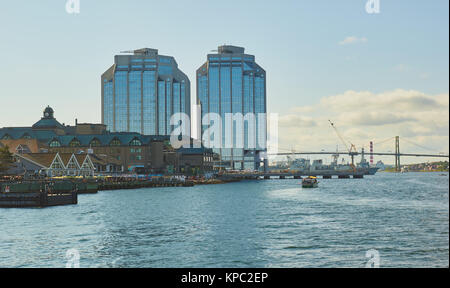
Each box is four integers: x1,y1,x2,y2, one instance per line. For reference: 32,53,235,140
197,45,267,171
102,48,190,135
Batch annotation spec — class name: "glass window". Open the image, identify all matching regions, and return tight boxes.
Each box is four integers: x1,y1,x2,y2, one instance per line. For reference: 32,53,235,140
243,62,254,71
69,139,81,147
198,75,208,130
103,79,114,131
90,139,101,147
114,71,128,132
255,75,266,150
159,58,171,64
173,82,181,116
232,66,243,150
158,65,172,75
166,80,172,134
158,80,166,135
130,139,142,146
181,81,186,115
110,139,121,146
129,71,142,133
49,140,61,147
221,65,231,148
143,71,156,135
244,74,255,150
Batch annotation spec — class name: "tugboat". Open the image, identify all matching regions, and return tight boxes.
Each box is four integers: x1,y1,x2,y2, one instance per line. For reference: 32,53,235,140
302,176,318,188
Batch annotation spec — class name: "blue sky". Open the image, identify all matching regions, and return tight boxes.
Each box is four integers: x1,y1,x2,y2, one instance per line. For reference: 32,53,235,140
0,0,448,163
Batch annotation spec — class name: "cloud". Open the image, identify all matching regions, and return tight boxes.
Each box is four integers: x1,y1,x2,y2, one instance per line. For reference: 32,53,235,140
339,36,368,45
276,89,449,161
341,111,416,126
279,115,317,128
320,89,441,112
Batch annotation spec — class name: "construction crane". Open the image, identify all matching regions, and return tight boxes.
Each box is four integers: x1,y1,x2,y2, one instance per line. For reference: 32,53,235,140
328,120,358,168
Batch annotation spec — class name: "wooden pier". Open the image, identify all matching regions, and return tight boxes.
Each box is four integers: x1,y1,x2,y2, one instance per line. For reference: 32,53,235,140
98,179,194,191
219,171,366,181
0,182,77,208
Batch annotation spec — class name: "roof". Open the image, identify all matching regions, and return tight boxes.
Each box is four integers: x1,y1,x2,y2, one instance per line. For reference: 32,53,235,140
17,153,58,168
0,126,169,147
48,133,168,147
74,154,88,166
0,139,41,153
58,153,74,166
89,154,122,166
32,118,64,130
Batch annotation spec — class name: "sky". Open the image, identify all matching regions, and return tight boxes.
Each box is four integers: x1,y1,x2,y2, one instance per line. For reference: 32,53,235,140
0,0,448,164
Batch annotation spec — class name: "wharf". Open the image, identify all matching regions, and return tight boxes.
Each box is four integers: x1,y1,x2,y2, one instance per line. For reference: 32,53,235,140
0,181,77,208
98,179,194,191
220,171,366,180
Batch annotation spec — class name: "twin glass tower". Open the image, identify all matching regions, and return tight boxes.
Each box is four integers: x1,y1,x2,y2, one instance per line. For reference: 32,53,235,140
102,46,266,170
197,45,267,170
101,48,190,136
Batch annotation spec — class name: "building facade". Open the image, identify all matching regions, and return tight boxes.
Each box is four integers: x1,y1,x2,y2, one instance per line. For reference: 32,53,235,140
102,48,190,136
177,147,216,175
197,45,267,171
0,106,171,173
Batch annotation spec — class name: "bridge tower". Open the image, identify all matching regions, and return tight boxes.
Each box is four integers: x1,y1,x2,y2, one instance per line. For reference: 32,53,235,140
370,141,374,165
395,136,401,172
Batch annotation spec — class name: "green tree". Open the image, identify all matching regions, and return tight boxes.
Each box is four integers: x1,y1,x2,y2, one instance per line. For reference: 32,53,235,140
0,145,14,174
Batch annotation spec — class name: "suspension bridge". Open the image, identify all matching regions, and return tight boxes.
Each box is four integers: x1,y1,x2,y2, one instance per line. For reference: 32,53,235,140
270,136,449,172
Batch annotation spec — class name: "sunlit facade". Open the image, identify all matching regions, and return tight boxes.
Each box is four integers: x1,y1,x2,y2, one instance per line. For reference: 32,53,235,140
102,48,190,135
197,45,267,171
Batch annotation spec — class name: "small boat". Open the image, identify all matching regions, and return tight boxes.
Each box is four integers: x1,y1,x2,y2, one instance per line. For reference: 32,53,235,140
302,176,318,188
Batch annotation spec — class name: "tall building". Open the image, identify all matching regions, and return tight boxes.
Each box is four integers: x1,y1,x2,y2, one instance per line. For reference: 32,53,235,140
197,45,267,171
102,48,190,135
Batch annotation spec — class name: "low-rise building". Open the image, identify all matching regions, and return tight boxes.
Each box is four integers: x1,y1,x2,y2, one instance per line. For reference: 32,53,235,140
0,106,170,173
14,152,95,177
177,147,216,175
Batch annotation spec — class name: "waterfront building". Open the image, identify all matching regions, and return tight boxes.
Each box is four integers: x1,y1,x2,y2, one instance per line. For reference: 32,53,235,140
197,45,267,170
177,147,216,175
14,152,95,177
0,106,169,173
1,106,215,175
101,48,190,136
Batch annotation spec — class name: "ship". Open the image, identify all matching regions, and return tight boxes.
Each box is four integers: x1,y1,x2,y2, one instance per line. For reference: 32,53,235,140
286,147,379,175
357,148,379,175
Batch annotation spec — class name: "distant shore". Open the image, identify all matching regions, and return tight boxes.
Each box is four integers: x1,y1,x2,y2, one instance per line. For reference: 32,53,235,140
381,170,449,173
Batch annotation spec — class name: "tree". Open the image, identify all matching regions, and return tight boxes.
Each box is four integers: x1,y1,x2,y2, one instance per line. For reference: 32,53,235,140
0,145,14,175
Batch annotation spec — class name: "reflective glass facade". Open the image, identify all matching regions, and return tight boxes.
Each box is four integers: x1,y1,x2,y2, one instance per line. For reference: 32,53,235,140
102,48,190,136
197,46,266,171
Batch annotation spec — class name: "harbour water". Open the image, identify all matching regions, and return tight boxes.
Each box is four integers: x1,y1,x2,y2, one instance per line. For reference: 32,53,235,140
0,172,448,268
